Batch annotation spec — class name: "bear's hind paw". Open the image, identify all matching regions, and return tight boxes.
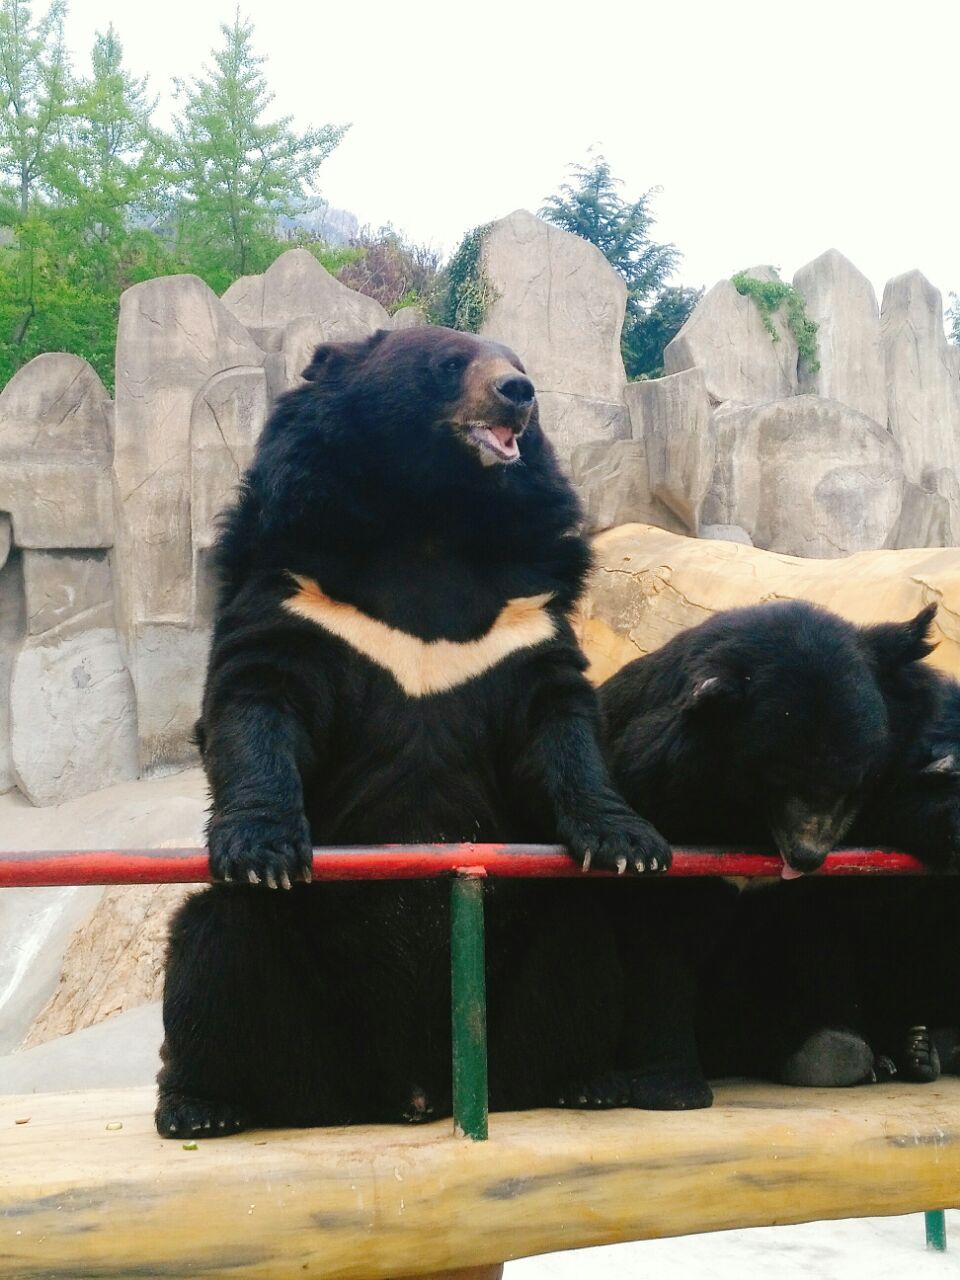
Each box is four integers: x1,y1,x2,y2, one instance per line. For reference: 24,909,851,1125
155,1091,251,1138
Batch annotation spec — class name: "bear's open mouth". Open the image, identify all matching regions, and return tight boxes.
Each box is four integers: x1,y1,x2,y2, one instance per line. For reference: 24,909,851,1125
467,422,521,463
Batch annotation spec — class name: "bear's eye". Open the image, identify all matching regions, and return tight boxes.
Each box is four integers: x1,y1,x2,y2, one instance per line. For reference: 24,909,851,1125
441,355,467,374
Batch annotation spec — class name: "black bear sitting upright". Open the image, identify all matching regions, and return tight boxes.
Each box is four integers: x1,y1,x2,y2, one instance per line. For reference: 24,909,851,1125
156,325,672,1137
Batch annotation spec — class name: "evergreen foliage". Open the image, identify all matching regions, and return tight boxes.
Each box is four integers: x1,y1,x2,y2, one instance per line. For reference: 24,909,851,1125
540,154,697,377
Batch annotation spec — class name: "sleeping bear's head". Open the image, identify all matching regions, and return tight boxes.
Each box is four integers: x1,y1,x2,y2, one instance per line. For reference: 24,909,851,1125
301,326,537,473
683,601,937,875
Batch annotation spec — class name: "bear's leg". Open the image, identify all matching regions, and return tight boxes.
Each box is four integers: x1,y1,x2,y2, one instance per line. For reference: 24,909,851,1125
156,886,358,1138
487,886,622,1112
605,881,728,1111
614,919,712,1109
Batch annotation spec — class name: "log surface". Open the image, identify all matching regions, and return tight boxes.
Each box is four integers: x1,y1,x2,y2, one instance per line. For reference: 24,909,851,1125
3,1081,960,1278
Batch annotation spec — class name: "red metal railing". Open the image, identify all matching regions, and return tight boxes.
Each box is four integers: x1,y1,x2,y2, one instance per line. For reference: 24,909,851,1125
0,845,928,888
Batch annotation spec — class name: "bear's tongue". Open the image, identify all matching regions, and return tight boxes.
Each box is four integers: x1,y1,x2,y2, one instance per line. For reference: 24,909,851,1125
780,859,805,881
479,425,519,460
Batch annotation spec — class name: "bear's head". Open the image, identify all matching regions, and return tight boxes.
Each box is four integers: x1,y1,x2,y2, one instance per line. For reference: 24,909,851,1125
302,326,538,474
684,600,937,876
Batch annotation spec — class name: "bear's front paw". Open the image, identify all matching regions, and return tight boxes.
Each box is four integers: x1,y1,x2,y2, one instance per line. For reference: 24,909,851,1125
559,799,672,875
208,811,313,888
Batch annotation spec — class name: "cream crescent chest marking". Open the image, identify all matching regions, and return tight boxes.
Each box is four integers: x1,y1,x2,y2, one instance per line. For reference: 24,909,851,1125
282,575,557,698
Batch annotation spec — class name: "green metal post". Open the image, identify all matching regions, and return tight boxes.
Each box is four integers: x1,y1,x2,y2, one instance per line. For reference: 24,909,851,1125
925,1210,947,1251
450,872,489,1140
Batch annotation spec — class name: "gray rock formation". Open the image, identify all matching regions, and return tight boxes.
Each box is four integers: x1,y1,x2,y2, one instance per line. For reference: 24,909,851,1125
700,524,754,545
0,766,207,1052
892,477,960,550
221,247,389,340
665,278,798,404
10,625,139,806
0,883,102,1056
3,237,960,812
793,250,886,424
703,396,903,558
480,210,630,461
0,552,25,794
881,271,960,546
190,367,269,572
115,275,265,630
0,353,113,548
114,275,266,771
536,392,629,462
22,550,112,636
391,305,428,329
624,368,716,534
569,440,686,536
0,1002,163,1093
132,624,210,773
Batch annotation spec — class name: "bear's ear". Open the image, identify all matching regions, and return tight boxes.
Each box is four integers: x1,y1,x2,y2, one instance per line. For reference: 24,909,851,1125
301,331,389,382
684,669,745,711
922,752,959,777
861,604,938,670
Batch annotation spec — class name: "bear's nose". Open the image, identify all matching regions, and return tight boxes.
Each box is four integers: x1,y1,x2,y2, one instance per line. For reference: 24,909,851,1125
494,375,535,409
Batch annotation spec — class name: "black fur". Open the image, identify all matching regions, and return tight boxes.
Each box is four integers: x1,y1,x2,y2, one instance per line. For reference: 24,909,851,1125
851,658,960,869
700,875,960,1086
157,326,670,1137
598,599,947,1091
600,600,937,873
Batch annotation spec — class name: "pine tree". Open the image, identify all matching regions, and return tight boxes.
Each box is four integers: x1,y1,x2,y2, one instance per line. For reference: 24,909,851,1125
540,154,678,303
171,9,348,289
540,154,697,377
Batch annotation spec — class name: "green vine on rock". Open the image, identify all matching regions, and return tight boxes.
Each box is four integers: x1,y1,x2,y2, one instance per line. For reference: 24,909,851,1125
432,223,498,332
732,269,820,372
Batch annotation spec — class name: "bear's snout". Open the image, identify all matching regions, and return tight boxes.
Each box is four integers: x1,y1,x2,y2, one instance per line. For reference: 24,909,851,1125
494,374,535,412
771,795,859,875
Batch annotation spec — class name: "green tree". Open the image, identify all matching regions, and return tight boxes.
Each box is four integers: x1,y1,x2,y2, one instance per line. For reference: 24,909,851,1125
45,24,168,293
0,0,69,218
540,154,697,377
171,10,348,290
948,293,959,345
623,286,703,379
541,154,678,303
0,22,172,387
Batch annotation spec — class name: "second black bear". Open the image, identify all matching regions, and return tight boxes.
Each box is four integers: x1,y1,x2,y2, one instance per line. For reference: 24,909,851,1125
600,599,938,875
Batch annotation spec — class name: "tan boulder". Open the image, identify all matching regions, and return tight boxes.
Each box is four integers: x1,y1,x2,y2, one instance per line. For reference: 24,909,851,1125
579,523,960,685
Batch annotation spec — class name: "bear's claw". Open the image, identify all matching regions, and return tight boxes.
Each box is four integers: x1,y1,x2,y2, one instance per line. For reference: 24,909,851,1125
208,812,313,888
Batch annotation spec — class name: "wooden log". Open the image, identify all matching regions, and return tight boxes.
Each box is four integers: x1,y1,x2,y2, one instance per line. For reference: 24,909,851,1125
396,1269,503,1280
3,1081,960,1279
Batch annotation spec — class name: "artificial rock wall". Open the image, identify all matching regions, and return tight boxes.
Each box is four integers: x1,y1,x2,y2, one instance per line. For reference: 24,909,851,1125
1,219,958,806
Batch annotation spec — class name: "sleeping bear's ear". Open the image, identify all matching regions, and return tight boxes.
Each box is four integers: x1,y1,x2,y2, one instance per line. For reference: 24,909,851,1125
685,669,745,711
922,752,959,777
860,604,938,670
301,331,389,382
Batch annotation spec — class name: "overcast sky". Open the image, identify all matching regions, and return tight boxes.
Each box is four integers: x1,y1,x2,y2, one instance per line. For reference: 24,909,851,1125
61,0,958,307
